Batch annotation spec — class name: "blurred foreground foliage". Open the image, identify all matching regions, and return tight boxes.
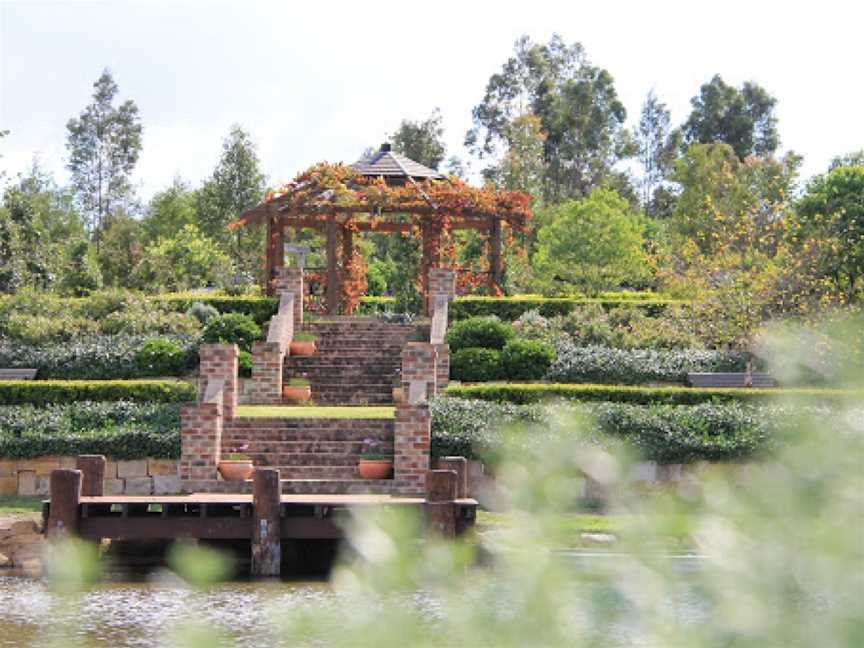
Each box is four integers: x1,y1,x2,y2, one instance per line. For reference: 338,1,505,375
37,320,864,647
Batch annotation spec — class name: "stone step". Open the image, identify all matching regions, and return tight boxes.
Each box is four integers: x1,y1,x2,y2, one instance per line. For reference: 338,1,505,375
274,465,365,479
243,453,365,467
279,479,395,495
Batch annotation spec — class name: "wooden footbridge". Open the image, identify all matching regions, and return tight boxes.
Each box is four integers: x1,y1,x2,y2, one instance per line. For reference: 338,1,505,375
43,455,477,577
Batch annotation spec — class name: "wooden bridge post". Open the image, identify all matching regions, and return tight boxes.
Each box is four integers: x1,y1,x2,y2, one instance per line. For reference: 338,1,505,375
426,469,457,538
251,468,281,577
46,469,82,539
436,457,468,499
76,455,106,497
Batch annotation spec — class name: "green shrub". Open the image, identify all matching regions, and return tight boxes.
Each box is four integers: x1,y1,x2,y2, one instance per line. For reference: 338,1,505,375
151,293,278,325
3,312,100,344
202,313,261,351
187,301,220,325
238,350,252,378
135,338,191,376
0,401,180,459
500,339,556,380
429,396,785,463
356,296,396,315
546,342,747,384
0,380,195,405
444,382,857,406
74,289,135,320
450,348,502,382
445,316,514,352
0,335,199,379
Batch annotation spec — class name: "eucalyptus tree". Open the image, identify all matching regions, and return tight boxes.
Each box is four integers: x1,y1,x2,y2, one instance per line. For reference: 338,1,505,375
466,34,633,202
683,74,779,159
65,70,142,245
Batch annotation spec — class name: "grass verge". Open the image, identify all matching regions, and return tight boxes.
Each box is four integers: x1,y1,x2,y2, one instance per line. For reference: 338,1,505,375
236,405,395,419
0,495,43,514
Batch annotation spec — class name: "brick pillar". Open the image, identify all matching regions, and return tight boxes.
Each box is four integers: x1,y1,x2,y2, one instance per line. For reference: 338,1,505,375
427,267,455,315
198,344,238,421
394,342,437,495
434,343,450,390
401,342,437,400
394,403,431,495
180,395,223,481
274,266,303,328
249,341,283,405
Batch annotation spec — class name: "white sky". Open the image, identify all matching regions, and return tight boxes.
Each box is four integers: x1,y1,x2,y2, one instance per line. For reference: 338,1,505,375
1,0,862,200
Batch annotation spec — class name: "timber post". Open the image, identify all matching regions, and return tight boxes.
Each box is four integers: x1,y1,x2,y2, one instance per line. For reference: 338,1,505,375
325,216,339,314
76,455,106,497
426,469,458,538
46,469,82,539
251,468,281,577
436,457,468,499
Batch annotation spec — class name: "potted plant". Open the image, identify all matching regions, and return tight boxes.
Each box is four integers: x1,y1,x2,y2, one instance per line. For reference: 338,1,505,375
283,377,312,403
357,437,394,480
289,331,317,356
218,446,254,481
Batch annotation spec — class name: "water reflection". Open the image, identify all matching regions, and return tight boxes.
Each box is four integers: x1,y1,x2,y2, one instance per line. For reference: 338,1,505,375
0,555,710,648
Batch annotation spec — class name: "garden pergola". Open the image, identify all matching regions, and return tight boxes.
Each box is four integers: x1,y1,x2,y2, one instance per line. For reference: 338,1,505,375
233,144,531,314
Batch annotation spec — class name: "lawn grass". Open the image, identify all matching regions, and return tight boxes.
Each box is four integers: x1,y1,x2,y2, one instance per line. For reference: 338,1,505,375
0,495,43,514
477,511,617,534
236,405,395,419
476,510,694,551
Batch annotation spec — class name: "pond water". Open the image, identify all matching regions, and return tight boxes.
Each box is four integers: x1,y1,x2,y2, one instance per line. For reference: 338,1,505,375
0,555,711,647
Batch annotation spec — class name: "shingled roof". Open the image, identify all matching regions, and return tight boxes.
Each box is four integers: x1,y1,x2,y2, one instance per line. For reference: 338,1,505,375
352,143,444,180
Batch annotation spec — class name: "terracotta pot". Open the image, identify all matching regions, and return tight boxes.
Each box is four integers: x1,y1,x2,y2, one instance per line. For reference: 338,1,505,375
218,460,254,481
357,459,393,480
283,385,312,403
289,340,316,356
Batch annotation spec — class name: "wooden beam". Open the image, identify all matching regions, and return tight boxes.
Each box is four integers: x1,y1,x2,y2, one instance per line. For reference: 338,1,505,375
341,224,353,312
489,217,503,293
251,469,281,578
47,469,82,538
325,216,339,315
274,215,489,232
77,455,106,497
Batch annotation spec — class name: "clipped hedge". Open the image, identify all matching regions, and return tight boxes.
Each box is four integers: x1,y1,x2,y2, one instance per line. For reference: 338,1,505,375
0,401,180,459
445,316,514,352
0,380,196,405
0,334,199,380
444,382,858,406
429,396,788,463
152,293,278,325
546,342,746,385
450,348,502,382
449,296,686,321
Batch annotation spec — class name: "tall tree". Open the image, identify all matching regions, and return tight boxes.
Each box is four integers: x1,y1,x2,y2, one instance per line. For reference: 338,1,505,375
196,125,266,278
0,129,9,182
0,160,85,292
670,143,800,255
466,34,632,202
532,188,651,295
796,163,864,300
142,176,197,243
683,74,779,159
391,108,446,169
633,90,681,209
65,70,142,244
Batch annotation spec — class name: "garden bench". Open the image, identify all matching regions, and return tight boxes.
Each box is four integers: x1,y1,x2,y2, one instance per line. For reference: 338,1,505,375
686,372,776,388
0,368,38,380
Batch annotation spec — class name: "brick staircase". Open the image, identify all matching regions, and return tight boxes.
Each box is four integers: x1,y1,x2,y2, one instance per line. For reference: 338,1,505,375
223,416,397,494
283,317,427,405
